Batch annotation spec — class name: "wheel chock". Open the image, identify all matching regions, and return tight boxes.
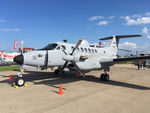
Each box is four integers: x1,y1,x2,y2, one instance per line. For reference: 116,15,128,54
13,85,19,88
24,84,28,87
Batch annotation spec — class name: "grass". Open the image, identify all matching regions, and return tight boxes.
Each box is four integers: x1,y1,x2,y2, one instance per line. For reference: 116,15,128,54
120,62,134,64
0,65,19,72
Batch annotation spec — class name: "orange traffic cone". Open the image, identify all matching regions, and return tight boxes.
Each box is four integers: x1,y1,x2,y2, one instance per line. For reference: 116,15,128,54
76,72,80,78
58,83,64,95
9,74,13,81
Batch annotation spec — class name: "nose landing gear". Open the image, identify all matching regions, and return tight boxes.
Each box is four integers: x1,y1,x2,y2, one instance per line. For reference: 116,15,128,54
15,72,25,87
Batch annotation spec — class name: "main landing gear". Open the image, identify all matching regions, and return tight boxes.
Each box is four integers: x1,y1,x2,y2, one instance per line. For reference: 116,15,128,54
54,69,65,75
54,69,60,75
100,74,109,81
100,68,110,81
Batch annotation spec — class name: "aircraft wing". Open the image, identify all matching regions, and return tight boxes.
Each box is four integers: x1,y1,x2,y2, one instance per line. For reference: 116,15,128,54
113,56,150,63
100,56,150,65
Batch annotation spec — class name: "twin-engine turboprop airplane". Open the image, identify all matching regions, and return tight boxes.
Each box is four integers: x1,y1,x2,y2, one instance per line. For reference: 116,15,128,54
14,35,150,86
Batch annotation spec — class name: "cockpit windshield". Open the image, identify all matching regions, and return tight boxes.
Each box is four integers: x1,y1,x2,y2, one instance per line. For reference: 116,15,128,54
40,43,58,50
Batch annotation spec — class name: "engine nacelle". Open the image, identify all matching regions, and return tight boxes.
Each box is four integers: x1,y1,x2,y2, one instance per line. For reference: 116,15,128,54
76,59,102,70
62,55,85,62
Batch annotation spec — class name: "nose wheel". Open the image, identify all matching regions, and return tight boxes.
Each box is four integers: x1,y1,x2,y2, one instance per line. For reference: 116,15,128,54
100,74,109,81
15,77,25,87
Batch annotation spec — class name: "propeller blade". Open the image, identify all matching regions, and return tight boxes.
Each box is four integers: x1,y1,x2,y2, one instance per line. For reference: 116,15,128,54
41,50,48,70
61,61,68,72
58,44,67,55
71,37,84,55
21,41,24,54
72,62,83,75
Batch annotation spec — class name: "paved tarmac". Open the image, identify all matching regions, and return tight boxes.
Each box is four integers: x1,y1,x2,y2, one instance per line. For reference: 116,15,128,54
0,64,150,113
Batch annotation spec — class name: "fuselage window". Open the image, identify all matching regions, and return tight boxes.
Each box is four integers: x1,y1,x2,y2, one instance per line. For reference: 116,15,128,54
81,47,84,52
88,48,91,53
84,48,87,52
71,46,75,51
91,49,94,53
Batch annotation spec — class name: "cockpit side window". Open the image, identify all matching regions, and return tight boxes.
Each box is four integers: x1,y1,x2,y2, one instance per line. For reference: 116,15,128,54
40,43,58,50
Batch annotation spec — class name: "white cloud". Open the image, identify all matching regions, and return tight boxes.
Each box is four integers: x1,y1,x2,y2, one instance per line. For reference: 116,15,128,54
121,12,150,25
0,19,7,22
0,28,21,32
97,21,108,26
126,16,150,25
142,27,150,39
119,42,137,50
145,12,150,16
147,35,150,39
138,44,150,51
132,14,142,18
108,16,115,19
142,27,148,34
89,16,103,21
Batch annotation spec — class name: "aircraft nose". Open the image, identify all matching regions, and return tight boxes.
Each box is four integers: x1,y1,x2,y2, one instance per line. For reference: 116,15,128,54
14,55,24,65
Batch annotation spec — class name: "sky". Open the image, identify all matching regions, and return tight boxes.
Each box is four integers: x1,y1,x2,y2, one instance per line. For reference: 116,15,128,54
0,0,150,52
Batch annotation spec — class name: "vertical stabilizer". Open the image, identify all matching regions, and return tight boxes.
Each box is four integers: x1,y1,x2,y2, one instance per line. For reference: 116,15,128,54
100,35,142,57
109,36,118,57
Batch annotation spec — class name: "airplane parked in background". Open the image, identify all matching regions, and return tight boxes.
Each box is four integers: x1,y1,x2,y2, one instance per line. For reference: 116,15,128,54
14,35,150,86
0,51,20,64
0,48,34,64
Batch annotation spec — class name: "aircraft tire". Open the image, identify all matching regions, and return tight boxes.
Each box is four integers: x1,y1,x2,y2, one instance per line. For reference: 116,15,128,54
100,74,105,81
104,74,109,81
100,74,109,81
15,77,25,87
54,69,60,75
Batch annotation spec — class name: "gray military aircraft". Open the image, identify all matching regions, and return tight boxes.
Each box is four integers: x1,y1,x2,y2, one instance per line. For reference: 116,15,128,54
14,35,150,86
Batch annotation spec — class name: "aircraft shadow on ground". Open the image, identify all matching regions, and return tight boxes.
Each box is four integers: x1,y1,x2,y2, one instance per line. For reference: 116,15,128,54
0,71,150,90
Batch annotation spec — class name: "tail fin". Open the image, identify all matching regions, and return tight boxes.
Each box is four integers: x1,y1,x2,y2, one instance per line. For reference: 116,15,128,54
100,35,142,57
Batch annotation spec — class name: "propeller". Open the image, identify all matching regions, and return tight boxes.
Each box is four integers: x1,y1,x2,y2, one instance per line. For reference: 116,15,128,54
59,38,84,73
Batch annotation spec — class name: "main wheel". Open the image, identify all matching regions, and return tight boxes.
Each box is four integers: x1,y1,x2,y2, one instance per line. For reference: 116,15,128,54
15,77,25,87
100,74,105,81
100,74,109,81
104,74,109,81
54,69,60,75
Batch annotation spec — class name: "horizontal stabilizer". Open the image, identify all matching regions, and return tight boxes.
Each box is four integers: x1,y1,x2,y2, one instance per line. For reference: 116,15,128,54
100,35,142,40
118,49,132,52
